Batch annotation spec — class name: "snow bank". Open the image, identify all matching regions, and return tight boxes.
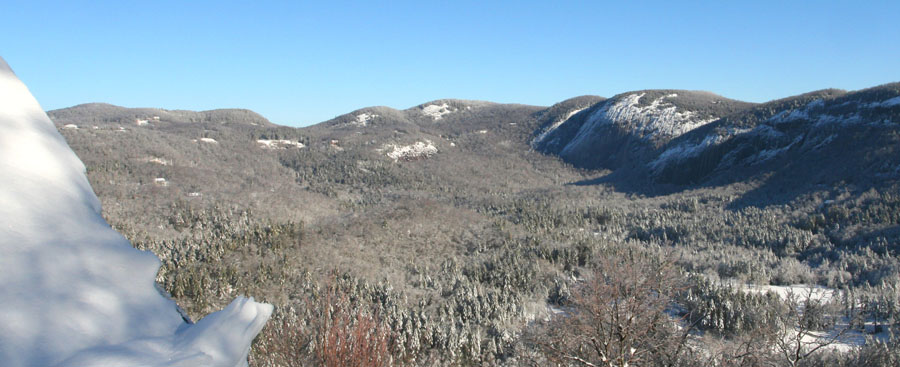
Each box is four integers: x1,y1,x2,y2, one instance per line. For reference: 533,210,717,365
0,56,271,367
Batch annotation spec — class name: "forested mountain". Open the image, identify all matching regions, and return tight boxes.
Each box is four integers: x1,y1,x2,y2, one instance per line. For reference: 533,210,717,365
48,83,900,366
533,91,754,170
653,84,900,189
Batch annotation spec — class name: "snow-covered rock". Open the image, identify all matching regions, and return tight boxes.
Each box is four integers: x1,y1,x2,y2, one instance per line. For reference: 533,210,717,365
380,140,438,161
148,156,170,166
561,93,716,157
257,139,305,149
421,103,454,120
0,56,271,367
532,107,586,147
353,113,378,126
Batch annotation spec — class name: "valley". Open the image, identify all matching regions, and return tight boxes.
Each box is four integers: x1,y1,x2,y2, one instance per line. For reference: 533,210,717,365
51,85,900,366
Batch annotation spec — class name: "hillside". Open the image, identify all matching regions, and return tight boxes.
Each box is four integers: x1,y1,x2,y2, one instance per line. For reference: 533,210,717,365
652,84,900,191
534,90,754,170
46,83,900,366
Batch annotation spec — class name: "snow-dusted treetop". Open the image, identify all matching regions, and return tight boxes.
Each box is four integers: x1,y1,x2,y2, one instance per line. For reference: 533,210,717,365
0,56,271,367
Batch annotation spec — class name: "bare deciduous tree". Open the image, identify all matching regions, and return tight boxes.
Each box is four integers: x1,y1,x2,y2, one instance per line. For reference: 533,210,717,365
528,251,699,367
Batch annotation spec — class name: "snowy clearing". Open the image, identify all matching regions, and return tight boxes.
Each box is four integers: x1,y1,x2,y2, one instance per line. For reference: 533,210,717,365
880,96,900,107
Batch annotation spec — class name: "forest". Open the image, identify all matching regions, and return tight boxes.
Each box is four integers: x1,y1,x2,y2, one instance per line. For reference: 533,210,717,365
50,91,900,366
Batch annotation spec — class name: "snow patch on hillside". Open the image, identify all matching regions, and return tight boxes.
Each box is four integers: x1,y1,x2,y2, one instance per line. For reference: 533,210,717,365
0,56,271,367
768,97,898,127
380,140,438,161
752,135,802,163
353,113,378,126
257,139,305,149
421,103,454,120
532,107,586,147
649,134,725,172
879,96,900,107
563,93,716,156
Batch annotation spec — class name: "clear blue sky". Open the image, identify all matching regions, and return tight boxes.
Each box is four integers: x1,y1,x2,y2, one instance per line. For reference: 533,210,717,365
3,1,899,126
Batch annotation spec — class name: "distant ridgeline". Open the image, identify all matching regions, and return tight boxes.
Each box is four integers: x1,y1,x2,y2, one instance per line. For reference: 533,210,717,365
44,76,900,365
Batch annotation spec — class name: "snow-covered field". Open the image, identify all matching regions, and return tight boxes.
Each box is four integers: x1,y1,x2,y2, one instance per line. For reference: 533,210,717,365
0,56,271,367
730,282,894,352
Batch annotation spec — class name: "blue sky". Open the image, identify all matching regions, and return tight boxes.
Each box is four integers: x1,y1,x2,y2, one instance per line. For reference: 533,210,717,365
3,1,899,126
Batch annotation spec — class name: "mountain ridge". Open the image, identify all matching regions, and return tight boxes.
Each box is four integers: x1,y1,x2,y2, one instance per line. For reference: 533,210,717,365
47,81,900,197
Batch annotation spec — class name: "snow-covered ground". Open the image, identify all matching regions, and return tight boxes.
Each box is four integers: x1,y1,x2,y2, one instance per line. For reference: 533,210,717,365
532,107,586,147
649,134,726,172
421,103,455,120
561,93,716,157
730,282,894,352
380,140,438,161
739,283,837,303
147,156,170,165
0,56,271,367
257,139,305,149
353,112,378,126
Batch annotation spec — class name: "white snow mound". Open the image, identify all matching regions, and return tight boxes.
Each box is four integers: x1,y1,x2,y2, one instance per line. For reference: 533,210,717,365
0,56,272,367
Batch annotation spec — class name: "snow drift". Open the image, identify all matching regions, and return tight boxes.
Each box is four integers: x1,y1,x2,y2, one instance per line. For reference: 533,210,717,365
0,56,271,367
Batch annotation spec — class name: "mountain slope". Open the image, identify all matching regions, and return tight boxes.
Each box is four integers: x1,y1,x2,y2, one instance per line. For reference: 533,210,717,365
42,80,900,364
49,102,274,128
535,90,753,170
652,84,900,190
0,57,271,367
